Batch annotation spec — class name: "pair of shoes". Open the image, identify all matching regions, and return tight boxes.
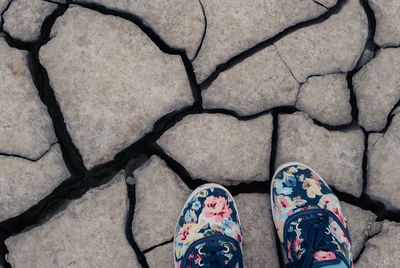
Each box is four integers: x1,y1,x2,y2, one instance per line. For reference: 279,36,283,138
173,163,353,268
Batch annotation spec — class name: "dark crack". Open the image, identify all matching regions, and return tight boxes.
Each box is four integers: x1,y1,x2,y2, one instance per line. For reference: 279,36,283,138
190,0,207,62
330,186,400,223
69,1,180,55
203,105,362,133
0,174,81,268
381,44,400,49
268,110,279,185
371,96,400,134
346,1,400,135
28,49,86,178
0,102,200,266
72,0,202,105
202,107,279,121
199,0,347,90
142,239,173,255
0,0,13,33
313,0,329,10
0,1,202,266
42,0,64,4
343,0,377,128
125,170,150,268
359,0,378,53
0,102,203,267
151,143,270,196
2,1,71,51
295,72,345,109
3,0,85,182
367,133,383,150
352,0,379,69
353,222,383,264
1,0,400,266
346,56,365,126
0,142,57,162
270,109,286,267
273,44,300,83
361,129,369,195
309,117,358,132
1,95,395,268
299,72,347,85
294,89,301,107
2,31,34,51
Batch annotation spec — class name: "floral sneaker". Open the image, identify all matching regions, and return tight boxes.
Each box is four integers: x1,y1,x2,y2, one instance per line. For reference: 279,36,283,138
271,162,353,268
174,183,244,268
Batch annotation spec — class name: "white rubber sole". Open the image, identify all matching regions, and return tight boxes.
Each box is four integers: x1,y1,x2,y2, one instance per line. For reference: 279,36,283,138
173,183,242,268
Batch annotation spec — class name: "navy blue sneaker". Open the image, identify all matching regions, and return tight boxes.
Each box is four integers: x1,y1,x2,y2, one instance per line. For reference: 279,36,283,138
271,162,353,268
174,183,244,268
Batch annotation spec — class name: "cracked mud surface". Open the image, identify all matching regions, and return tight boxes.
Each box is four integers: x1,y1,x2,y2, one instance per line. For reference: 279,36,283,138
0,0,399,267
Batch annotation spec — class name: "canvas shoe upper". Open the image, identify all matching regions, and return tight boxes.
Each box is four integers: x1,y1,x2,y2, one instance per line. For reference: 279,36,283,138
271,163,353,268
174,183,244,268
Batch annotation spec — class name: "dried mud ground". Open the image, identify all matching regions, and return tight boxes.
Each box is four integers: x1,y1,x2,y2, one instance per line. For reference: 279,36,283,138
0,0,400,267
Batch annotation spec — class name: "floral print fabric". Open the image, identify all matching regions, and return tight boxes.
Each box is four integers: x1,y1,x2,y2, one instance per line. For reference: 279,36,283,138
271,164,353,267
174,185,243,268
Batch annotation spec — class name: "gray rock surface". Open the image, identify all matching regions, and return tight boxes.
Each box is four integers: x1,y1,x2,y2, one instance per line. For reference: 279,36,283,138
0,0,10,26
3,0,58,41
341,202,381,259
203,45,299,115
0,0,9,11
75,0,204,59
368,133,384,149
0,38,57,159
369,0,400,47
0,144,70,221
367,113,400,209
40,6,193,169
235,193,279,268
356,220,400,266
158,113,273,184
193,0,337,83
392,106,400,116
275,0,368,82
314,0,337,8
132,156,191,250
296,74,352,126
353,48,400,132
5,171,139,268
145,243,174,268
276,112,364,197
0,0,7,8
356,45,375,69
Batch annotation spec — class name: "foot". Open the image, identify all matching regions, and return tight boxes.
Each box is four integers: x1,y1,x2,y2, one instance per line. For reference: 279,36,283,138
174,183,244,268
271,162,353,268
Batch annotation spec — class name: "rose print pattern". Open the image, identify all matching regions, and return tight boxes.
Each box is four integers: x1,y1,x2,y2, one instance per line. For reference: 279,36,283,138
174,186,243,267
271,163,353,267
314,250,337,261
200,196,232,225
175,223,204,259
